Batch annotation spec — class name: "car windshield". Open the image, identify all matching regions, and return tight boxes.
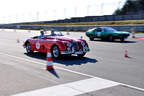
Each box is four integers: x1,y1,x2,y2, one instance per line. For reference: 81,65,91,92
88,28,96,32
104,27,117,32
44,30,63,36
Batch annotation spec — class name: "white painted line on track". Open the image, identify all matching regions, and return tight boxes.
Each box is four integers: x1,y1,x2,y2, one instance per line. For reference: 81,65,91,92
12,77,119,96
0,53,59,84
0,52,144,93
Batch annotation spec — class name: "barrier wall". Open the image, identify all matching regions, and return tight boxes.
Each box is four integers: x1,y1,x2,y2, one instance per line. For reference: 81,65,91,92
0,24,144,32
8,14,144,25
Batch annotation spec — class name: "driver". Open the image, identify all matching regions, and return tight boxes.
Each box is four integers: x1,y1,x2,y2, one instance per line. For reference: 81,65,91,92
97,28,102,32
40,30,44,38
51,29,56,36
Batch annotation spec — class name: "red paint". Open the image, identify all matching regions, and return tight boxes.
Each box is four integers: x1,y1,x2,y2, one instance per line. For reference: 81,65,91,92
46,66,54,70
47,57,52,61
124,50,128,58
136,37,144,39
23,35,89,54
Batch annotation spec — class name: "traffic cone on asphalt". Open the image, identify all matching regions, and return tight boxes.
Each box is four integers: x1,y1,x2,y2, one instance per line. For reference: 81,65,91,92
17,39,20,43
132,32,135,38
124,50,129,58
67,31,70,35
46,49,54,70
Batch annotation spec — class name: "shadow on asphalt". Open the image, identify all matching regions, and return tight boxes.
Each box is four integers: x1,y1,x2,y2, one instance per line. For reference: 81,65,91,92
24,52,46,60
24,52,97,78
24,52,97,66
53,56,97,66
48,70,60,78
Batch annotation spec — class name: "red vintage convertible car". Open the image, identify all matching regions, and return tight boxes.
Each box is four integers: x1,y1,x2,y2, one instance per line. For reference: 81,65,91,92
23,30,90,58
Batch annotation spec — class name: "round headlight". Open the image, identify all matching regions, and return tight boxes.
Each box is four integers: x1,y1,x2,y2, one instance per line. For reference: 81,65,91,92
81,41,85,46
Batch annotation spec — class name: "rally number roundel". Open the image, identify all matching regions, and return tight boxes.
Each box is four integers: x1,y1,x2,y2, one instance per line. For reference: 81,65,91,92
36,42,40,49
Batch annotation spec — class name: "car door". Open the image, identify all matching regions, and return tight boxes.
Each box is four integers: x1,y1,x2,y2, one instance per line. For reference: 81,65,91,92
94,28,102,38
92,29,97,37
30,36,43,52
102,28,110,38
28,36,39,51
32,37,41,51
100,28,107,38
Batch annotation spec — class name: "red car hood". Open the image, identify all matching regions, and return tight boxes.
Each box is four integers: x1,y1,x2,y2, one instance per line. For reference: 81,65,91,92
48,36,81,42
58,36,76,41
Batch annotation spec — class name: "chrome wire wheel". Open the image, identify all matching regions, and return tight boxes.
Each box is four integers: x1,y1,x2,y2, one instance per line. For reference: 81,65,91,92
52,46,60,58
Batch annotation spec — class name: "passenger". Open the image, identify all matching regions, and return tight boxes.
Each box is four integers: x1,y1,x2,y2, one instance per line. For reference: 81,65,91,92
40,30,44,38
97,28,102,32
51,29,56,36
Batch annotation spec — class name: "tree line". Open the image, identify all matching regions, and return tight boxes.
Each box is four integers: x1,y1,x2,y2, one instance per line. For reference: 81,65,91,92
114,0,144,15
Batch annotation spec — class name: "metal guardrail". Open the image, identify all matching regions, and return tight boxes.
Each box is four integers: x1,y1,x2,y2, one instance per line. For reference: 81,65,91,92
0,24,144,32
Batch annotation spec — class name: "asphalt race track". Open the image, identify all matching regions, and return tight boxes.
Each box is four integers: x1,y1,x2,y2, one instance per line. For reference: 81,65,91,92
0,29,144,96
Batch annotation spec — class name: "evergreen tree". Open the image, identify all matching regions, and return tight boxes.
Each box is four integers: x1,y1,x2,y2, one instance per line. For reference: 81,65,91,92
113,0,143,15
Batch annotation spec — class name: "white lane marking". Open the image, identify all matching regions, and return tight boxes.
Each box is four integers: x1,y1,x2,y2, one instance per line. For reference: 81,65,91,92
0,52,144,92
0,54,59,84
12,78,119,96
0,52,94,78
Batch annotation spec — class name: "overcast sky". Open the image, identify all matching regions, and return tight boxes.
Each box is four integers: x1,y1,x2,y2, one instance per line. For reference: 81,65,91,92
0,0,126,23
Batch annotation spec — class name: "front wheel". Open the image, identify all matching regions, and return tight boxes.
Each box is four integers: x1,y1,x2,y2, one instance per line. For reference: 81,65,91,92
51,46,61,59
77,53,86,58
89,35,94,41
120,37,125,42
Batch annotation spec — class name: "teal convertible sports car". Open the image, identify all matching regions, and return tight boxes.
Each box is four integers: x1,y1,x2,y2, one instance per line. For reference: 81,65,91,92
86,27,130,42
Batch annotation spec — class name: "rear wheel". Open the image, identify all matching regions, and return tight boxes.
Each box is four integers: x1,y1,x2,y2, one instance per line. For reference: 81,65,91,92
26,43,33,54
89,35,94,41
108,35,114,42
51,45,61,59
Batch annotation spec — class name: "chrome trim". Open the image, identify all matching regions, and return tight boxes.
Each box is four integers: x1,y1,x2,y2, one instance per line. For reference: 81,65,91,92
61,51,72,54
61,50,84,55
62,41,90,55
72,41,79,51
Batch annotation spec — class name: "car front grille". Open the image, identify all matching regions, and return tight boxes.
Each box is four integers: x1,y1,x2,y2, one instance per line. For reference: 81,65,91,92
72,41,79,51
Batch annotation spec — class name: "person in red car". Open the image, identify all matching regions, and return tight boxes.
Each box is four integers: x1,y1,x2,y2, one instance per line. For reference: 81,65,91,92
23,29,90,58
40,30,44,38
51,29,56,36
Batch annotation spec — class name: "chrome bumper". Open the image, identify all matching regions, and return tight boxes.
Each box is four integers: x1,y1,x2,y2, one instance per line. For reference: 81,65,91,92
61,48,90,55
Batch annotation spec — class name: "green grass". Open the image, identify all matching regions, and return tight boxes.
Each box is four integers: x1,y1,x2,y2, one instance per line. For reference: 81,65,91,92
24,20,144,26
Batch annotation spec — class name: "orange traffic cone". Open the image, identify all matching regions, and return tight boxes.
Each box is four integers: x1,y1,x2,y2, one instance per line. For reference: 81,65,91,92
17,39,20,43
46,49,54,70
124,50,129,58
67,31,70,35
